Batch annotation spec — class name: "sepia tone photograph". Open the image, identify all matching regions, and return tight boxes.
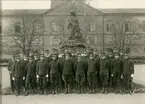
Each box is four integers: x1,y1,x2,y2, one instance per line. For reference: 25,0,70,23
0,0,145,104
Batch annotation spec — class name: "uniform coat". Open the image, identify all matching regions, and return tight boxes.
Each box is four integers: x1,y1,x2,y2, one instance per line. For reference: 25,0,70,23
122,59,134,91
7,60,15,92
74,60,86,83
25,62,36,90
100,59,109,88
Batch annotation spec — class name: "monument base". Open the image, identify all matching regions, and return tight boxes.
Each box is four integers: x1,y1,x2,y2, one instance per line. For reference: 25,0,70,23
60,39,89,52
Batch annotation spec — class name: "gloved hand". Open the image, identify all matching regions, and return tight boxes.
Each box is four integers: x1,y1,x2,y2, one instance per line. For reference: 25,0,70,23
111,74,113,77
37,75,39,78
12,77,15,81
46,74,48,78
131,74,134,78
23,77,25,80
121,75,123,79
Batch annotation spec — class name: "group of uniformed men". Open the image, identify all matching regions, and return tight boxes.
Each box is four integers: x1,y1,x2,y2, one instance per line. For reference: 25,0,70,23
7,47,134,96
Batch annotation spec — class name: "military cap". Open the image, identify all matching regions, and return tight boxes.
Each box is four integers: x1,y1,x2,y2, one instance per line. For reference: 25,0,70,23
45,49,49,52
65,52,71,57
29,57,33,60
115,52,120,56
16,55,20,59
40,54,44,57
124,53,128,56
101,52,105,55
89,52,94,56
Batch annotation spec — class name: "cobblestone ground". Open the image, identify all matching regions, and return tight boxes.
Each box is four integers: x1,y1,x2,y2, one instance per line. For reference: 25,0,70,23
1,65,145,104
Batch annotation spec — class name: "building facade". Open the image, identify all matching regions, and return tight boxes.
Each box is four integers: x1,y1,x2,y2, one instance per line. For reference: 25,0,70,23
1,0,145,56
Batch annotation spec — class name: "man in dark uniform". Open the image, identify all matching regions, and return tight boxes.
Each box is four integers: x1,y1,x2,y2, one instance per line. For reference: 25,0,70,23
82,51,89,88
25,57,36,96
21,55,28,90
58,50,65,90
71,50,77,89
12,55,24,96
36,54,49,94
62,52,74,94
119,50,125,92
87,53,98,93
33,53,40,91
108,52,114,88
44,49,51,90
100,53,109,94
44,49,51,63
112,53,122,93
7,54,15,93
122,53,134,94
74,54,86,93
49,54,61,94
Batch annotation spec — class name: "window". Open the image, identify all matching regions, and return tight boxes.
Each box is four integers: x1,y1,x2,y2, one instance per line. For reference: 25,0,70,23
142,21,145,32
125,23,129,32
14,24,21,33
89,21,95,31
52,22,59,32
88,36,95,45
106,22,112,32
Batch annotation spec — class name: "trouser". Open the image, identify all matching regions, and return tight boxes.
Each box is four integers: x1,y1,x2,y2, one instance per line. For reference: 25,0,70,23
50,74,59,92
100,73,109,90
124,74,132,91
22,75,26,89
97,71,101,89
76,74,85,91
113,73,121,91
38,75,47,92
15,77,23,94
33,75,37,89
25,75,36,91
9,73,15,92
84,69,88,88
108,69,113,87
62,74,73,92
87,72,96,90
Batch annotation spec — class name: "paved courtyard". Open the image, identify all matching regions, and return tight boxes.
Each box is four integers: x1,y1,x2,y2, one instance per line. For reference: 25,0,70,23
1,64,145,104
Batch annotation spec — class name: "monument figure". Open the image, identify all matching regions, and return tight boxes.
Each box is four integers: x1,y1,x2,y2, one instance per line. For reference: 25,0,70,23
60,11,89,50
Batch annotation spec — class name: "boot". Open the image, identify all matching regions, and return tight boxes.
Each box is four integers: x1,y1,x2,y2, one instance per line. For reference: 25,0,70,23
16,91,20,96
52,90,56,95
101,87,105,93
65,89,68,94
105,88,108,94
24,92,29,96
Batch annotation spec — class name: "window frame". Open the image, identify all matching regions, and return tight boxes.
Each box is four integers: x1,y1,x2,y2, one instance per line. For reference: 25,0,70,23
106,22,113,32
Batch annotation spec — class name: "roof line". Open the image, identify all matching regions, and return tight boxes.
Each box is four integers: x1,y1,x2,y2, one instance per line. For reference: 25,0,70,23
43,0,104,16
